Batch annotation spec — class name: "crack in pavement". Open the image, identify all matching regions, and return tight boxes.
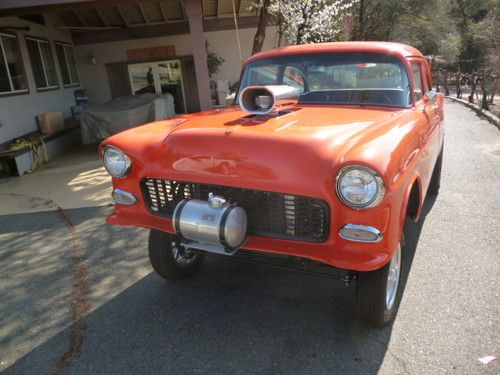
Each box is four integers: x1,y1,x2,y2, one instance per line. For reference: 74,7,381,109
54,207,91,374
2,193,91,374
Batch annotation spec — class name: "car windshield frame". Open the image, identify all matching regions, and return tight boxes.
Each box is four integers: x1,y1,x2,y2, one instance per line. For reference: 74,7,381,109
236,52,412,109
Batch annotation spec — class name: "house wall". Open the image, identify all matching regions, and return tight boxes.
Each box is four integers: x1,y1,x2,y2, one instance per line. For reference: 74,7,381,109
75,26,279,106
0,17,80,144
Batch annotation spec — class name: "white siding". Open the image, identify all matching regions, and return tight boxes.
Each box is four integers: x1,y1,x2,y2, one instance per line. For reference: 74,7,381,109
0,17,80,144
75,26,279,105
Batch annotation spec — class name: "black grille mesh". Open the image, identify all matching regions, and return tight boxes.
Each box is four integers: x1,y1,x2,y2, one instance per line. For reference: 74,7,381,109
142,178,329,242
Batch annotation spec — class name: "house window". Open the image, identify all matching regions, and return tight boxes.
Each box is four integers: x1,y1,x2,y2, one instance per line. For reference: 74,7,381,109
55,42,79,86
26,37,58,90
0,33,28,95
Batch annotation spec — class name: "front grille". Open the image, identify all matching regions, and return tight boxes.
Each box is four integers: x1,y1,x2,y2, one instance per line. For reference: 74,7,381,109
142,178,330,242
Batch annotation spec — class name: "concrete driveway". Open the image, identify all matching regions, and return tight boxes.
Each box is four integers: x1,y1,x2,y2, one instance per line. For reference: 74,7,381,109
0,101,498,374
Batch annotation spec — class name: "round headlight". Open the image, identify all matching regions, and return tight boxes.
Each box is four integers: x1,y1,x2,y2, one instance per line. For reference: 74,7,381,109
336,166,385,209
103,146,131,178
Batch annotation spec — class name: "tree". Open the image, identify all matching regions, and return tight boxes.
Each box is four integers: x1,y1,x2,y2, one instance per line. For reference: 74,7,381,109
251,0,271,55
349,0,461,70
472,2,499,103
267,0,358,46
351,0,407,41
466,72,478,103
449,0,491,73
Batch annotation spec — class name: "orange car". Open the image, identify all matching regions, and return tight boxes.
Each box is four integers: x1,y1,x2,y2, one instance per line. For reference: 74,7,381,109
100,42,444,326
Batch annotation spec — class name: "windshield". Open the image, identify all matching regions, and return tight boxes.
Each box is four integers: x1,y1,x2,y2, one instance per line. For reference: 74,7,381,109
238,52,411,108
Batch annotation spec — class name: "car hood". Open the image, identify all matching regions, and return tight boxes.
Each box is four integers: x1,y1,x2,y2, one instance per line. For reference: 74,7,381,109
105,105,411,197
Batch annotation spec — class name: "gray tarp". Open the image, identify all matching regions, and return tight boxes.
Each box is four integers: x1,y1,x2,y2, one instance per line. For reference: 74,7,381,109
80,93,175,144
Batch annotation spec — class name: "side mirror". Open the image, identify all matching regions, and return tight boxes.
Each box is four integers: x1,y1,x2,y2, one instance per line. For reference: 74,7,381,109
422,90,438,108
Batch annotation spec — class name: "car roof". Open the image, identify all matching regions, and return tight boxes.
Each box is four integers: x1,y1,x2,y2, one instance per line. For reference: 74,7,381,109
244,41,424,66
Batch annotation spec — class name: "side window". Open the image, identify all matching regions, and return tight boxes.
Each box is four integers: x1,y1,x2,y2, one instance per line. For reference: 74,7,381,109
283,66,304,93
0,33,28,95
411,62,423,101
26,37,59,90
55,42,79,86
420,63,431,93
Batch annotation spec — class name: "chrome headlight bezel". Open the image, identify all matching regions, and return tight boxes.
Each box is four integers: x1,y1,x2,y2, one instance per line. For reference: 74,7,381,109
335,165,385,209
103,146,131,178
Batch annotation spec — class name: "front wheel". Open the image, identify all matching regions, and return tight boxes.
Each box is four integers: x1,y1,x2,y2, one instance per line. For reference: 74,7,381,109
148,229,204,281
356,239,404,327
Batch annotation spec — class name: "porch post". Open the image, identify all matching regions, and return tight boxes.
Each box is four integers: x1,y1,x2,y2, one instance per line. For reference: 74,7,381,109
183,0,212,111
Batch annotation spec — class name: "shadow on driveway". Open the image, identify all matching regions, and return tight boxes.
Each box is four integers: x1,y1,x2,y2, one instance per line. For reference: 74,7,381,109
0,197,436,374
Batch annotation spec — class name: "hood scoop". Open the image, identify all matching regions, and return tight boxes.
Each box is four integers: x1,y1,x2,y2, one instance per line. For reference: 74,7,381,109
239,85,299,116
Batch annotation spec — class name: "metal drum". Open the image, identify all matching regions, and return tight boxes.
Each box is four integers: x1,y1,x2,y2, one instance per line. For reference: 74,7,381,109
173,193,247,254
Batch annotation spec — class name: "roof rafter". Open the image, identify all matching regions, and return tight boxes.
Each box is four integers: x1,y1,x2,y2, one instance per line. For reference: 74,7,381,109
116,5,129,27
178,0,186,20
158,1,167,22
72,10,87,26
95,8,107,27
137,3,149,24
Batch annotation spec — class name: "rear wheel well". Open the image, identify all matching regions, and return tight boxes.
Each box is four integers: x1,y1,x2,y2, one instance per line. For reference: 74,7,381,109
406,182,420,221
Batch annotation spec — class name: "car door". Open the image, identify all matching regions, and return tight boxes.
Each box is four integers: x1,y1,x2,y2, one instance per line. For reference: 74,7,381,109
419,60,441,163
409,59,440,190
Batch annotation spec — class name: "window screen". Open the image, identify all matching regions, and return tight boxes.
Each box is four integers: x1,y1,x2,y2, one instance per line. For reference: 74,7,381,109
0,33,28,94
26,38,58,89
55,42,79,86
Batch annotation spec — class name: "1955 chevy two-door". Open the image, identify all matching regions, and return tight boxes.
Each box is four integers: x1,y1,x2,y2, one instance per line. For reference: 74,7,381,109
100,42,444,326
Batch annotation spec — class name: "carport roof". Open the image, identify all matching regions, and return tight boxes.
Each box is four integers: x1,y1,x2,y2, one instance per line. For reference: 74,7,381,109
0,0,258,44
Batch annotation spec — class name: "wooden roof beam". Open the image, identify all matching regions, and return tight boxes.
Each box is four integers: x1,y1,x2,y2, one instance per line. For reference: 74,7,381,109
95,8,107,26
72,10,87,26
137,3,149,24
158,1,167,22
116,5,129,27
179,0,186,20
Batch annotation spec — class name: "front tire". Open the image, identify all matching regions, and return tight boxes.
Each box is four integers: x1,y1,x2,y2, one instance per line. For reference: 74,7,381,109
356,238,404,327
148,229,204,281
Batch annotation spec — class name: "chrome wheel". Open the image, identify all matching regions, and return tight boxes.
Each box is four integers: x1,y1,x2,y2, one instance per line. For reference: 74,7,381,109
385,244,401,310
171,242,197,266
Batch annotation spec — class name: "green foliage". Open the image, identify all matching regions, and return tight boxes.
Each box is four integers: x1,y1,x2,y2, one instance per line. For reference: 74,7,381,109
348,0,497,72
206,42,225,78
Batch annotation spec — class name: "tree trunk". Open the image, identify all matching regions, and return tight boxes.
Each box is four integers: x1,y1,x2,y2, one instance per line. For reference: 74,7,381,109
353,0,365,40
481,87,489,110
456,74,462,98
468,74,476,104
295,4,308,44
481,74,489,111
490,76,497,104
443,71,449,96
251,0,271,55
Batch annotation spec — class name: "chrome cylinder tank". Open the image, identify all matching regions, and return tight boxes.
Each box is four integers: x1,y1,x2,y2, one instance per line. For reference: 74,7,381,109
173,193,247,250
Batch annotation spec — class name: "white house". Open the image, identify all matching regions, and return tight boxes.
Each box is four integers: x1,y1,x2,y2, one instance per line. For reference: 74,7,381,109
0,0,278,172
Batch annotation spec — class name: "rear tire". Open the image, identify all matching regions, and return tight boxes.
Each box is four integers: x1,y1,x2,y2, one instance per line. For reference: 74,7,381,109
356,237,404,327
428,145,443,195
148,229,204,281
